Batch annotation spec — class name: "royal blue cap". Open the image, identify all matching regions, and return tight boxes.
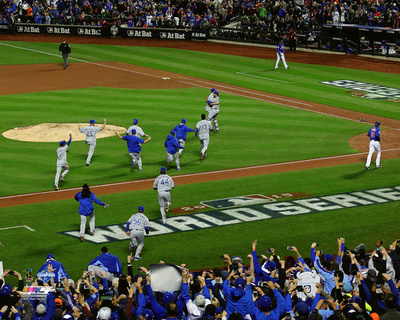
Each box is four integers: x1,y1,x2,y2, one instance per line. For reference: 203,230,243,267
141,309,154,320
214,91,219,96
138,206,145,212
46,254,54,260
170,130,175,135
375,121,380,127
181,119,186,123
161,167,166,173
59,140,66,146
131,129,136,134
133,119,138,124
90,119,96,124
259,295,272,311
211,88,216,92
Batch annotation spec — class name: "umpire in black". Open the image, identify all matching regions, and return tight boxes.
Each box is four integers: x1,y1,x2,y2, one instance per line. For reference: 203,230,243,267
7,13,16,36
59,39,71,70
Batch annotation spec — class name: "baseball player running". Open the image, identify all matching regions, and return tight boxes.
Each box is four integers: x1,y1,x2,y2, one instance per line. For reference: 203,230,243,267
126,206,150,260
165,130,183,171
206,90,220,132
195,114,213,160
172,119,195,156
365,121,382,170
153,167,175,225
54,134,72,191
275,39,289,70
115,130,151,170
205,88,216,114
78,119,106,166
126,118,149,138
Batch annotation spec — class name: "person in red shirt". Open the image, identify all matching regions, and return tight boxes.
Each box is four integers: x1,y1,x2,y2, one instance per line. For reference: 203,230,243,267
288,28,298,51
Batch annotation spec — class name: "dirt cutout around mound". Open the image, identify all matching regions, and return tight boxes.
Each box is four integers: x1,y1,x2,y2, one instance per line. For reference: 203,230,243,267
2,123,127,142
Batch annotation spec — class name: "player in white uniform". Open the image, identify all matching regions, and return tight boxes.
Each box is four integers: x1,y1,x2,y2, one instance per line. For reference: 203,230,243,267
78,119,106,166
54,134,72,191
126,206,150,261
126,118,149,139
195,114,213,160
153,167,175,225
206,91,220,132
205,88,216,114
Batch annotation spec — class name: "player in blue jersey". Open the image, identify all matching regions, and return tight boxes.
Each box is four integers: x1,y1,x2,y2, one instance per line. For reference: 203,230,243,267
115,129,151,170
275,40,289,70
365,121,382,170
172,119,195,156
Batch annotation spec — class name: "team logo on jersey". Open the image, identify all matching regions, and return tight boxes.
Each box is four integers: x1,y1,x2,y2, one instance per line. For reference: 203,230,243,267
321,80,400,102
60,186,400,243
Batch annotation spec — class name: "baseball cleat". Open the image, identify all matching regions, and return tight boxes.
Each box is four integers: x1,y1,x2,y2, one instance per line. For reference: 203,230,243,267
134,256,141,261
89,231,95,236
86,163,90,166
200,153,204,160
162,219,167,225
60,176,64,182
285,67,290,69
376,165,382,168
80,236,84,242
129,241,134,251
54,185,59,191
365,166,370,170
139,169,143,172
177,168,181,171
275,67,278,70
165,202,170,212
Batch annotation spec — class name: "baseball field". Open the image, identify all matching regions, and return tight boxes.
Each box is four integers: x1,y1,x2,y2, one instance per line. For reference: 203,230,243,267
0,34,400,283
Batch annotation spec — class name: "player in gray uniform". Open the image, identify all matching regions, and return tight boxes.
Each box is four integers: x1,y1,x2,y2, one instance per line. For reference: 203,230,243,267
153,167,175,225
195,114,213,160
78,119,106,166
205,88,216,114
206,91,220,132
126,118,149,138
54,134,72,191
126,206,150,261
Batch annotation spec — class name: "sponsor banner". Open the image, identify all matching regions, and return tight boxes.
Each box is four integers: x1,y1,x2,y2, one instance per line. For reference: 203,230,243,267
321,80,400,102
0,23,207,40
60,186,400,243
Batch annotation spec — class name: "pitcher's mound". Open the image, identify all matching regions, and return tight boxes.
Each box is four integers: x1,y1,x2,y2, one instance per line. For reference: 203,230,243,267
2,123,127,142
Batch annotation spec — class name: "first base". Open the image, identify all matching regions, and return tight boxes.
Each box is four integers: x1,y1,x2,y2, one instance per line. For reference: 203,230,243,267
161,77,170,80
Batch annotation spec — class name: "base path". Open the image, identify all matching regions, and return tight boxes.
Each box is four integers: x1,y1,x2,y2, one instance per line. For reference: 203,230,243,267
0,34,399,207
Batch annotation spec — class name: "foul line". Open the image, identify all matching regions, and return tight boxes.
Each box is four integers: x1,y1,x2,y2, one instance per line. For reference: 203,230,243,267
236,71,301,84
1,148,399,201
0,42,163,79
0,225,35,232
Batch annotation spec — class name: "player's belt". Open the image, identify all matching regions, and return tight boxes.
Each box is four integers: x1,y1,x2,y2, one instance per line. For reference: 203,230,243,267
131,229,142,231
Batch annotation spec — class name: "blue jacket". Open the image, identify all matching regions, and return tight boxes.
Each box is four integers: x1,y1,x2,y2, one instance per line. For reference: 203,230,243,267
88,253,122,277
36,259,70,283
146,284,184,320
223,279,247,318
32,293,56,320
173,124,195,141
74,192,105,216
246,286,285,320
164,134,183,155
123,135,144,153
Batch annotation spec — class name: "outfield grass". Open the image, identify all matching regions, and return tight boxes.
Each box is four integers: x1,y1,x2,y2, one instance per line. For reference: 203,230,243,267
0,40,399,282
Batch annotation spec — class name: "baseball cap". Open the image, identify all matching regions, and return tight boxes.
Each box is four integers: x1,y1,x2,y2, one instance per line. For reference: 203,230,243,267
46,254,54,260
295,301,310,316
343,283,353,293
0,284,12,296
138,206,145,212
160,167,166,173
62,38,66,42
181,119,186,123
170,130,175,135
367,269,378,282
97,307,112,320
133,119,138,124
36,303,47,315
131,129,136,134
211,88,216,92
59,140,66,146
258,295,272,311
162,292,174,305
267,261,277,270
214,91,219,96
235,277,245,289
375,121,380,127
194,293,205,308
141,309,154,320
90,119,96,124
55,298,63,307
323,253,334,261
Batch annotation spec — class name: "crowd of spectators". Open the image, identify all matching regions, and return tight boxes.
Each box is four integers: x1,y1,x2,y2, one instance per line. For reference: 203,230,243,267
1,238,400,320
1,0,400,35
